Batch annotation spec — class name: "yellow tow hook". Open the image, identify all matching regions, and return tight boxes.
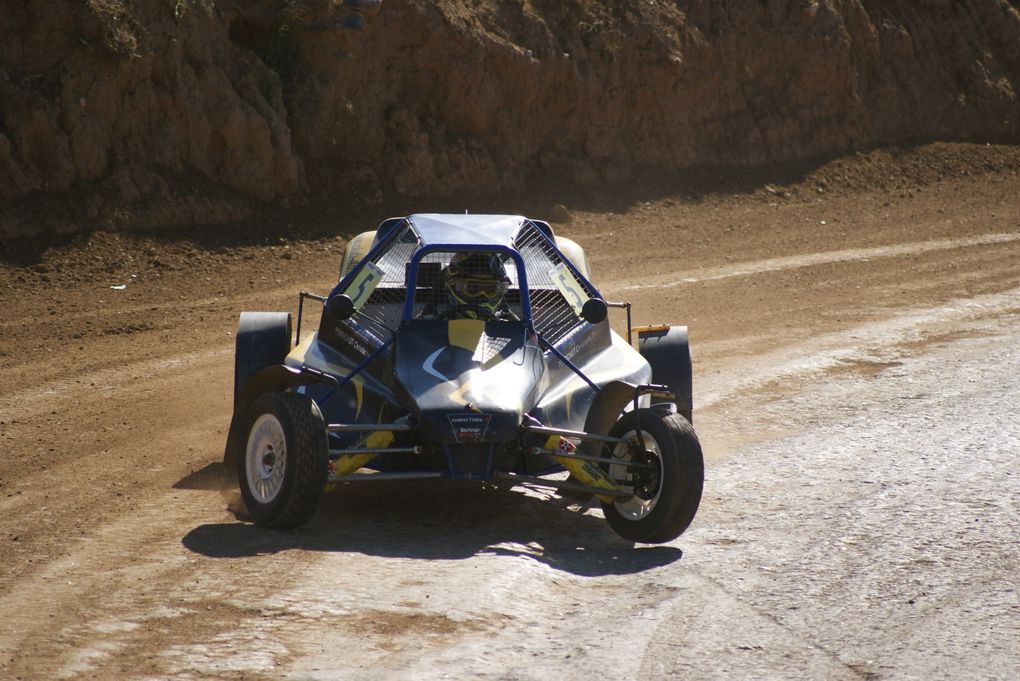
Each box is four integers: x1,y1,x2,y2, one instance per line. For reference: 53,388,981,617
545,435,621,504
326,430,394,491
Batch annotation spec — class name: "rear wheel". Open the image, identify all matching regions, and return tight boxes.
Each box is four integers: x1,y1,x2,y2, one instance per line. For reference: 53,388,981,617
239,392,329,528
601,409,704,543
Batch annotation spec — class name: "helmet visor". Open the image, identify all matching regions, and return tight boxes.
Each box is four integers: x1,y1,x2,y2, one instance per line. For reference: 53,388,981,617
450,275,508,300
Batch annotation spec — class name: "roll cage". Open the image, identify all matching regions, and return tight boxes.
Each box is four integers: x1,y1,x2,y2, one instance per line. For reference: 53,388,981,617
323,216,602,347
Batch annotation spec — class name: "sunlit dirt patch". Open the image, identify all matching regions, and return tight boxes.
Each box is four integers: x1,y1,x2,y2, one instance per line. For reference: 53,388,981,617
336,610,486,652
829,358,905,378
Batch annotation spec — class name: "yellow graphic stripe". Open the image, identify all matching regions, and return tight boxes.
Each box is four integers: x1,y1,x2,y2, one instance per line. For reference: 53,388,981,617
447,319,486,350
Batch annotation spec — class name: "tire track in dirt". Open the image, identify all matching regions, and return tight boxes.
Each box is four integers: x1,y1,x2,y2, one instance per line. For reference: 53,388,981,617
0,347,230,424
695,286,1020,412
0,384,272,678
0,283,324,331
615,232,1020,291
0,281,324,406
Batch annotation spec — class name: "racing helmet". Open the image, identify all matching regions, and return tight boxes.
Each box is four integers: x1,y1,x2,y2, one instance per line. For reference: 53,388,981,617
444,252,510,316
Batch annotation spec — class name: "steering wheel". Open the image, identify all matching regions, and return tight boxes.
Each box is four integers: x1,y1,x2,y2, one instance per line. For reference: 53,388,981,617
438,303,496,321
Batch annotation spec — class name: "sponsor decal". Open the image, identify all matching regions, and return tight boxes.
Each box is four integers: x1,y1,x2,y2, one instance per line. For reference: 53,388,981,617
447,413,492,443
331,323,372,359
553,436,576,454
565,330,596,360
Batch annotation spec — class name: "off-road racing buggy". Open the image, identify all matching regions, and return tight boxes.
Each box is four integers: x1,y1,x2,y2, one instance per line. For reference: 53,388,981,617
224,214,703,543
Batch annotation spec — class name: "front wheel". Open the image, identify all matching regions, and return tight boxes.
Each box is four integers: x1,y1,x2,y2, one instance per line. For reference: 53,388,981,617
601,409,704,543
239,392,329,528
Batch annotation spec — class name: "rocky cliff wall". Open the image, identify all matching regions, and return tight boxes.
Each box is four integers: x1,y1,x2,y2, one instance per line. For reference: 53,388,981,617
1,0,1018,239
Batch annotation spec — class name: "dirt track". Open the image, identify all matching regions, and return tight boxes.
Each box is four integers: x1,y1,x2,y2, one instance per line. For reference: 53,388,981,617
1,144,1018,679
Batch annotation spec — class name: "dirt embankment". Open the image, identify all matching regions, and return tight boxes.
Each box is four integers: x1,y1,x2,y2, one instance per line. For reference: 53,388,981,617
2,0,1019,240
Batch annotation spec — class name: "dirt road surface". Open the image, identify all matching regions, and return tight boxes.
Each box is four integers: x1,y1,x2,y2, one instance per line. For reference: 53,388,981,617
1,145,1018,679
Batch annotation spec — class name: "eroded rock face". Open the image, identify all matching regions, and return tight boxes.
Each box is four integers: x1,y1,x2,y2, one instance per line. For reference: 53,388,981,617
1,0,1018,239
0,0,301,236
308,0,1019,196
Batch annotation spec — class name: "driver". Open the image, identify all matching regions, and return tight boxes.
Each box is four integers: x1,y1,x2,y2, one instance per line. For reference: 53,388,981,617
439,252,513,320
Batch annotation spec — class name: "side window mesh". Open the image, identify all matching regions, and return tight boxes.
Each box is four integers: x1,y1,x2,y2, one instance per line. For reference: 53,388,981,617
514,222,599,344
339,222,419,341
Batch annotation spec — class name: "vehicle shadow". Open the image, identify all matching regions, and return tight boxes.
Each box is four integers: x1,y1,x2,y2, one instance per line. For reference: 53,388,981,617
180,476,684,577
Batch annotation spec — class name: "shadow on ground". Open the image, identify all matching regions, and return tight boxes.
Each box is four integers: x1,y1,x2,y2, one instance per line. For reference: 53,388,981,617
180,472,684,577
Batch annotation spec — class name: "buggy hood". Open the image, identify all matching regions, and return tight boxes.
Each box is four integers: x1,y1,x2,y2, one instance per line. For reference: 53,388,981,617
394,318,545,444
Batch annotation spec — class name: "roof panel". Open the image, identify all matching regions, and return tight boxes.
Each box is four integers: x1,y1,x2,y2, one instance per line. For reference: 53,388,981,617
406,214,525,248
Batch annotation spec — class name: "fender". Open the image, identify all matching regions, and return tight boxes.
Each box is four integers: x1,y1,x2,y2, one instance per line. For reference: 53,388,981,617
223,365,337,468
234,311,293,406
637,325,693,422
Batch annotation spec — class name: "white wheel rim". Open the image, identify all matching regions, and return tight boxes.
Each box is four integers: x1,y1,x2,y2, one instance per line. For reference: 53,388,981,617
610,429,662,520
246,413,287,504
